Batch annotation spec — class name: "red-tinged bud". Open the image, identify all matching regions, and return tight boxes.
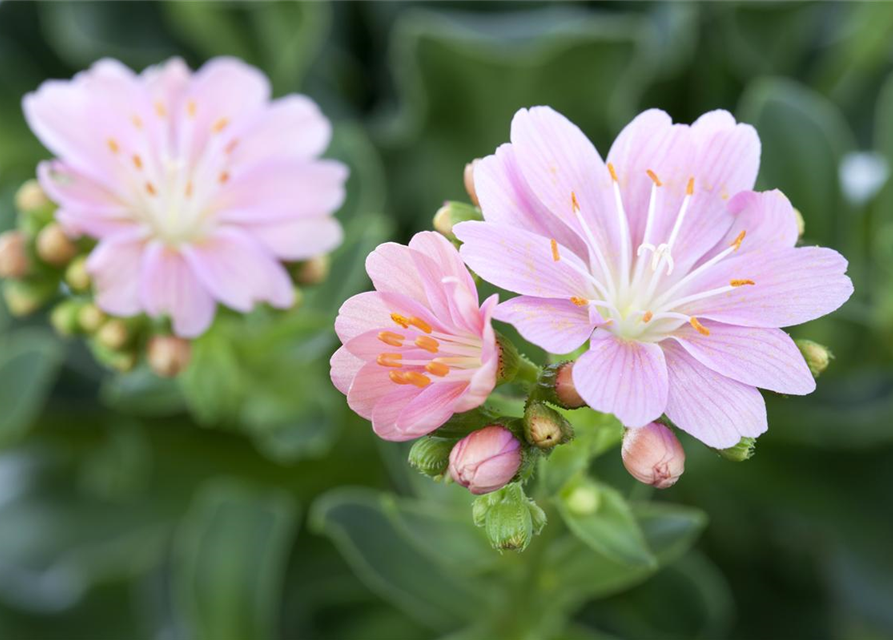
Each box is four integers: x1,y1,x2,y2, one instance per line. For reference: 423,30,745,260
555,361,586,408
449,425,522,495
147,335,192,378
293,255,330,285
464,159,481,206
621,422,685,489
0,231,31,279
35,223,77,267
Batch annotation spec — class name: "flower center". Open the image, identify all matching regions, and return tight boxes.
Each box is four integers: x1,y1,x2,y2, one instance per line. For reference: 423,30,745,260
376,313,483,388
104,100,237,245
551,165,755,343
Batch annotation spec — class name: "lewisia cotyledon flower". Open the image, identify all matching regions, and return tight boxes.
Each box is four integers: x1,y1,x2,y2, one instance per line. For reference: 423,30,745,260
455,107,853,448
25,57,347,337
449,425,522,495
330,231,498,441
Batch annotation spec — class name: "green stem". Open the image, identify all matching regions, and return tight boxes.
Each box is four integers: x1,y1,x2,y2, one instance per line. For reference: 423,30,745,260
515,354,540,385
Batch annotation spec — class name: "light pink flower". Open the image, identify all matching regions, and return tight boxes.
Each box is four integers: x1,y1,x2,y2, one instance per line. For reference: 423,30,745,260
24,57,346,337
449,425,522,495
455,107,853,448
330,231,498,441
621,422,685,489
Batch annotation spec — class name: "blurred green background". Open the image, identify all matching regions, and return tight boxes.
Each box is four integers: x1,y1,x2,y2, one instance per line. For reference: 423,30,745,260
1,2,892,639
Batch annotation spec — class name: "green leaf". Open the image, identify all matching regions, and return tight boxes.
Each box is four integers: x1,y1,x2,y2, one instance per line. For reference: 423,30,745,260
100,368,187,418
0,330,64,445
633,502,708,566
556,477,655,568
179,329,245,425
173,480,299,640
310,488,491,633
738,77,855,248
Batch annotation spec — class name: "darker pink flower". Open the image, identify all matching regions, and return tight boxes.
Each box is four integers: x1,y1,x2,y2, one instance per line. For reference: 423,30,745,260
455,107,853,448
330,231,498,441
24,57,346,337
449,425,522,495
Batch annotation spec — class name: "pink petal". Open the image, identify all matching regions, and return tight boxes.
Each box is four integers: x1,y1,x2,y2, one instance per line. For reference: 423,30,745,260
691,110,760,198
395,381,469,437
330,345,364,395
454,295,498,413
716,190,799,256
408,231,477,302
181,228,294,312
227,95,332,168
347,361,406,420
680,246,853,328
669,320,815,395
510,107,617,279
572,331,668,427
244,216,342,261
455,221,597,299
494,296,598,355
333,291,445,343
364,243,430,309
371,386,425,441
215,159,348,223
474,144,589,258
662,341,767,449
86,229,149,317
139,242,217,338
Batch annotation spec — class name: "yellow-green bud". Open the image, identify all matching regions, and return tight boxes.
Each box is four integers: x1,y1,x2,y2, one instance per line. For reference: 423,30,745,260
147,335,192,377
793,207,805,239
433,201,483,240
64,256,91,292
796,339,832,377
293,254,330,286
408,436,454,478
91,341,137,373
2,279,56,316
15,179,51,214
472,484,546,553
718,436,756,462
36,223,77,267
97,319,131,350
0,231,31,279
50,299,84,336
78,303,107,334
523,402,573,449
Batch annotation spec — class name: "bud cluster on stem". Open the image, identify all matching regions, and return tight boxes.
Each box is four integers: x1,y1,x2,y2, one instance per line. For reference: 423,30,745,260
472,483,546,553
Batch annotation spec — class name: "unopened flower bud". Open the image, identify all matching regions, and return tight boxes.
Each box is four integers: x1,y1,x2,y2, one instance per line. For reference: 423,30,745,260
147,335,192,378
78,303,106,333
36,223,77,267
97,319,131,350
463,159,480,206
408,436,454,478
718,436,756,462
536,361,586,409
64,256,91,292
293,254,330,285
15,179,51,214
91,341,137,373
523,402,573,449
796,339,832,377
472,483,546,553
433,201,483,240
50,299,84,336
793,207,805,239
2,279,56,316
449,425,522,495
621,422,685,489
0,231,31,279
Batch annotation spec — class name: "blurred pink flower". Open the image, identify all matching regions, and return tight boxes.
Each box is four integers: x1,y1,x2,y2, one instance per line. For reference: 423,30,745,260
330,231,498,441
455,107,853,448
25,57,346,337
449,425,522,495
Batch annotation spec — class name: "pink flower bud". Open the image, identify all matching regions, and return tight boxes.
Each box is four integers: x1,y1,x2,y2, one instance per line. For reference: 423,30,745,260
0,231,31,279
463,159,481,206
621,422,685,489
555,362,586,409
449,425,522,495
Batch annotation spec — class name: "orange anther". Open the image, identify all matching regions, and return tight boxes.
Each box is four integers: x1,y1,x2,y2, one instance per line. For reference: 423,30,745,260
690,317,710,336
686,177,695,196
551,239,560,262
730,230,746,251
642,310,653,323
403,371,432,388
570,296,588,307
730,279,755,287
646,169,662,187
415,335,439,353
145,181,157,196
376,353,403,368
132,154,143,170
378,331,405,347
426,361,450,377
408,316,433,334
607,163,618,182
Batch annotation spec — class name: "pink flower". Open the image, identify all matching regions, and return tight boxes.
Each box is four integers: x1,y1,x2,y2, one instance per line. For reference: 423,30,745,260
449,425,522,495
455,107,853,448
24,57,347,337
330,231,498,441
621,422,685,489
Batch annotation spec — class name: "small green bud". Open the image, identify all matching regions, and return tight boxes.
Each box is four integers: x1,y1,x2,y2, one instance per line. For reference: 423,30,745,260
78,303,107,334
523,402,573,449
433,201,483,240
564,481,601,516
64,256,91,292
90,340,137,373
718,436,756,462
793,207,805,239
97,318,131,350
292,255,330,286
50,299,84,336
495,332,521,384
2,279,56,316
36,223,77,267
15,180,52,215
471,483,546,553
408,436,455,478
796,339,832,377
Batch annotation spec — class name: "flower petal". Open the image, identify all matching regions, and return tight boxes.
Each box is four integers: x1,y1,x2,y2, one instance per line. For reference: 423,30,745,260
669,320,815,395
572,331,668,427
494,296,597,355
364,242,430,309
679,246,853,328
244,216,342,261
395,381,469,438
86,229,149,317
371,385,425,441
455,221,596,299
662,341,767,449
181,228,294,312
139,242,217,338
330,345,365,396
333,291,445,343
